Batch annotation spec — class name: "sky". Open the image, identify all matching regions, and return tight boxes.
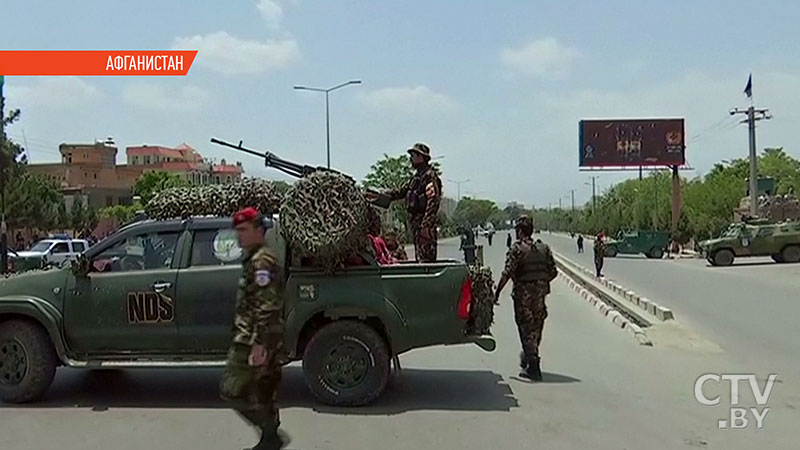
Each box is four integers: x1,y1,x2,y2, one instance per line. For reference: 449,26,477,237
2,0,800,208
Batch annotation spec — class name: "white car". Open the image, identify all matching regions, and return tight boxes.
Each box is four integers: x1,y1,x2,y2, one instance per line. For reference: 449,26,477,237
15,239,90,268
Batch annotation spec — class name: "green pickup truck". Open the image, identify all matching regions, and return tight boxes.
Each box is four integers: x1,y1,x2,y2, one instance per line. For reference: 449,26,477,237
0,216,494,406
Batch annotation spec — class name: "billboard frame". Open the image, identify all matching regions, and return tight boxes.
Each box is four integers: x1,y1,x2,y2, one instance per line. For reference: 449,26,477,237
578,118,686,168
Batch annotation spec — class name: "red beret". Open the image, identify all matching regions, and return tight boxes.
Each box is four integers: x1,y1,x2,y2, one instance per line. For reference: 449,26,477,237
233,207,260,226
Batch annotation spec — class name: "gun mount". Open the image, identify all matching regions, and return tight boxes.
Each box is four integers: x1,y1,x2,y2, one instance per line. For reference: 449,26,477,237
210,138,391,208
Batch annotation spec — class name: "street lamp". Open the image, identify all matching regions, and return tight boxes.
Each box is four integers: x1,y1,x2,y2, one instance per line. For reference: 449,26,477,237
447,178,470,202
294,79,362,169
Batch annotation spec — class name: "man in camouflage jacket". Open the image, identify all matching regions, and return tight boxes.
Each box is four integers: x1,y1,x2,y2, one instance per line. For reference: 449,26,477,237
384,143,442,262
494,215,557,381
220,207,290,450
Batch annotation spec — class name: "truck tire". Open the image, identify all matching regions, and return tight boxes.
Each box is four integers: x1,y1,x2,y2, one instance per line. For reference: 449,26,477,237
605,246,618,257
771,253,785,263
0,320,57,403
781,245,800,264
712,249,735,267
649,247,664,259
302,320,390,407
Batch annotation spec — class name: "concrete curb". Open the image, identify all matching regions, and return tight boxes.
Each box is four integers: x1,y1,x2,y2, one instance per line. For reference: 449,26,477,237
557,271,653,346
568,259,676,323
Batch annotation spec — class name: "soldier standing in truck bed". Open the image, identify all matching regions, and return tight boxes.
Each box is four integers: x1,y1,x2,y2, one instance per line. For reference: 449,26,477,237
375,143,442,262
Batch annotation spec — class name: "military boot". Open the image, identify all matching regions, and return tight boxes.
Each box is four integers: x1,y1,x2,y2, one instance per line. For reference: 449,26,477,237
248,428,291,450
519,357,543,382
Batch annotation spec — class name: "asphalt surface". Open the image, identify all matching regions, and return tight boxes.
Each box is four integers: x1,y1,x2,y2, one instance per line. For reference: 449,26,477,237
1,236,798,449
537,232,800,378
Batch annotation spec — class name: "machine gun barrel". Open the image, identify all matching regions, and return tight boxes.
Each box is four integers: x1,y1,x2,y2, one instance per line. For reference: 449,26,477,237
210,137,391,207
211,138,331,179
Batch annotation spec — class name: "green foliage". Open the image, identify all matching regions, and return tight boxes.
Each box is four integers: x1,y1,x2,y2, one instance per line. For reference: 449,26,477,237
57,199,69,229
71,197,85,231
536,148,800,242
134,170,189,205
453,197,499,228
99,204,137,224
86,204,98,230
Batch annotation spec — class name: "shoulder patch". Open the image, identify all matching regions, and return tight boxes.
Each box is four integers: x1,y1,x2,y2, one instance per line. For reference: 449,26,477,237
254,270,272,287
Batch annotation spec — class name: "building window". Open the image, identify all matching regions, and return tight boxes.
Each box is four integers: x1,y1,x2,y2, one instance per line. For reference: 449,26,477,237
145,156,151,165
106,196,113,207
68,153,73,164
215,175,220,184
226,175,231,184
93,173,97,179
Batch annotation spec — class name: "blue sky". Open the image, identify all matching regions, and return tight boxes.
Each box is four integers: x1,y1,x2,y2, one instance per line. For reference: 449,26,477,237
2,0,799,207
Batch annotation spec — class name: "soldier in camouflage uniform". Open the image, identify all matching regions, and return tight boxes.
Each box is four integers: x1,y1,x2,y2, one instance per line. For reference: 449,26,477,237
220,207,290,450
593,232,606,277
382,143,442,262
494,216,557,381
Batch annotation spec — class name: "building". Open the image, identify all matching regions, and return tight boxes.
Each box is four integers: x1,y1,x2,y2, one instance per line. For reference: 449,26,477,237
27,139,245,209
126,143,244,185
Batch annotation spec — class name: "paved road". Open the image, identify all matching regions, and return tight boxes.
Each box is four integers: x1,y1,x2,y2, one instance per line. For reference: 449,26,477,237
537,232,800,378
1,236,797,449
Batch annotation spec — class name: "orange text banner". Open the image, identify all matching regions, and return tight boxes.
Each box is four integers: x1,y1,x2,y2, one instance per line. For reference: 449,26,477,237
0,50,198,75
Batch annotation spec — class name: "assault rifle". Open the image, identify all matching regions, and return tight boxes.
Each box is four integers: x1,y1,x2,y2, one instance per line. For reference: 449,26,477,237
210,138,391,208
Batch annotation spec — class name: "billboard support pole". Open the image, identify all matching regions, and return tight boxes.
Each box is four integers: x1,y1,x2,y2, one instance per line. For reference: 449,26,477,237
639,166,643,180
671,165,681,236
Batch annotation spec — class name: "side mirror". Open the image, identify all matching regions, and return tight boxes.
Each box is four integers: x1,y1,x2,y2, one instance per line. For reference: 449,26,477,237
71,255,90,278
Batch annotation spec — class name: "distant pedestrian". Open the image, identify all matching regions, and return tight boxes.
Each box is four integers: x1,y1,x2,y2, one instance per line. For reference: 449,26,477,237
506,233,512,249
487,231,494,246
593,233,606,277
577,235,584,253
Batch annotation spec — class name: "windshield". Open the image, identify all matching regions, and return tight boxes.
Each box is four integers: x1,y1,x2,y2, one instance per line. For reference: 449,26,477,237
29,241,53,253
722,227,741,238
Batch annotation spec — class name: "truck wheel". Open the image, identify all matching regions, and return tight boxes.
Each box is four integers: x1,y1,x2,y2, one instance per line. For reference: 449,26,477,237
302,320,390,406
712,249,735,267
771,253,785,263
649,247,664,259
605,246,618,257
0,320,57,403
781,245,800,263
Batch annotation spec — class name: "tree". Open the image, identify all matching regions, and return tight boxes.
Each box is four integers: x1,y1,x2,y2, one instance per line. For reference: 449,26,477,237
86,204,98,230
134,171,189,205
57,198,68,231
99,205,136,225
71,197,85,232
453,197,499,228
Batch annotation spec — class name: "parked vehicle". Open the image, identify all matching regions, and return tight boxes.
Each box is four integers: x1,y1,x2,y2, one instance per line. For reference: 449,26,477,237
604,230,670,259
12,239,89,271
0,215,494,406
699,221,800,266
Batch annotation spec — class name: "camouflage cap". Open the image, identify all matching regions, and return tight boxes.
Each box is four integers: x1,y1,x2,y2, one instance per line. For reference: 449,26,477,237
407,142,432,160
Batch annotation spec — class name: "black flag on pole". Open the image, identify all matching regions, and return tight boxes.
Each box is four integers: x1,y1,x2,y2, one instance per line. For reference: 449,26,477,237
744,73,752,98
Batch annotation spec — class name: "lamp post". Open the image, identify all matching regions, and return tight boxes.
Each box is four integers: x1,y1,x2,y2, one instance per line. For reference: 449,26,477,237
448,178,470,203
294,80,362,169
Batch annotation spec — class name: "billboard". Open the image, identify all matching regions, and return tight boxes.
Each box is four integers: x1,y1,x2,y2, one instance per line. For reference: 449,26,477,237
579,118,685,167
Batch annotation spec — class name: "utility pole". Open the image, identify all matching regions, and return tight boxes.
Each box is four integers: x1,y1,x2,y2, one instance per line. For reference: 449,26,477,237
448,179,470,203
570,189,575,213
731,76,771,217
558,197,562,210
587,176,599,216
0,75,7,274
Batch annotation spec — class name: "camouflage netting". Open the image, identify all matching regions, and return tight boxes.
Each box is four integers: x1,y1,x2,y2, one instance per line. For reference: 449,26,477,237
735,194,800,222
145,178,282,220
279,171,370,271
467,265,495,335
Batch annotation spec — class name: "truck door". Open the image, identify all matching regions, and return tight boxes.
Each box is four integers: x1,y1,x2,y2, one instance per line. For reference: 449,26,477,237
175,224,243,352
63,226,185,355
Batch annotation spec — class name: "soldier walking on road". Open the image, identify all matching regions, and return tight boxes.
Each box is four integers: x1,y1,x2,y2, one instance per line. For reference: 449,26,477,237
494,216,558,381
220,207,291,450
378,143,442,262
593,233,605,277
577,235,584,253
506,233,512,249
